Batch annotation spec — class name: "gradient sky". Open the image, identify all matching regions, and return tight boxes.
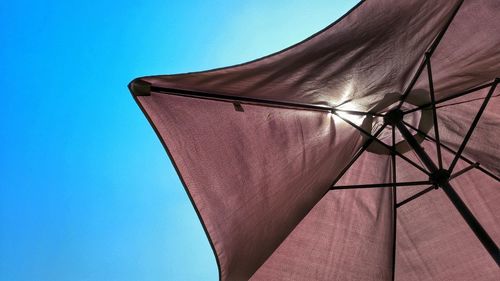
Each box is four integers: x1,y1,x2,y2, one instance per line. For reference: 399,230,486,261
0,1,358,280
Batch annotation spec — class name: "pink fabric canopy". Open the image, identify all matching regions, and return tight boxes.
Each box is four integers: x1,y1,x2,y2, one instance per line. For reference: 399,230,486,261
129,0,499,280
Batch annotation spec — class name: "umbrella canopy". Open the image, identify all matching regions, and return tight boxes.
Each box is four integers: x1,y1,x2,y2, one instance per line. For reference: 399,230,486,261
129,0,499,280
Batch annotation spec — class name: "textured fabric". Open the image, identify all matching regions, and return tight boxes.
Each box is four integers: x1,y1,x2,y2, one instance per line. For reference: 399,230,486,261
250,153,394,281
137,94,361,280
130,0,500,280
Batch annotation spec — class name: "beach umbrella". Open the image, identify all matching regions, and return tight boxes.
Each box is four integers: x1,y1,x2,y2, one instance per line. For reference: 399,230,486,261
128,0,499,280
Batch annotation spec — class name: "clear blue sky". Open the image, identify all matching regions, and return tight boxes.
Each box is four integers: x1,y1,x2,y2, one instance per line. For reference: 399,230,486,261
0,1,358,280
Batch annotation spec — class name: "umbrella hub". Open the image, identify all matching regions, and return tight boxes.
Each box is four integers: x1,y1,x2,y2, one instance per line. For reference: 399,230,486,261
429,169,450,188
383,109,404,126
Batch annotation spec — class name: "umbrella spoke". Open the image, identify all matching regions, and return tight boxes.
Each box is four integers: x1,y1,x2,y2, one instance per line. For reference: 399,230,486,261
150,85,334,112
334,108,383,117
332,180,431,190
450,163,479,180
396,185,436,208
150,84,379,116
448,80,498,173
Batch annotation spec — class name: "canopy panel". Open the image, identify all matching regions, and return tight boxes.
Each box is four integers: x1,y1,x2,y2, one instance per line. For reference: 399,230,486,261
135,0,461,111
136,93,362,280
250,152,394,280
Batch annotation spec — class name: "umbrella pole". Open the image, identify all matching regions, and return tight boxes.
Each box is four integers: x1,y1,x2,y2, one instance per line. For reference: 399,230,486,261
391,125,397,281
388,109,500,266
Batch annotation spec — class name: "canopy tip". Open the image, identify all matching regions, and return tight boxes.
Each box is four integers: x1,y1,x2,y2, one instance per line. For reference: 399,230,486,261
129,79,151,96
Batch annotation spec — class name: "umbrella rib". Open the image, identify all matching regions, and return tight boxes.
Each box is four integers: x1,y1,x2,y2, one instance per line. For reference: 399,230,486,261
331,180,431,190
396,0,464,109
435,94,500,109
425,55,443,169
449,163,479,181
402,121,500,182
448,80,498,173
396,185,436,208
332,112,430,175
150,85,380,116
403,81,495,115
329,124,388,188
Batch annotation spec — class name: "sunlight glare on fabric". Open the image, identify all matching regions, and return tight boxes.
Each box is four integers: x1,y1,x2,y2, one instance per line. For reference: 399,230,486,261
331,107,365,126
328,80,366,126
